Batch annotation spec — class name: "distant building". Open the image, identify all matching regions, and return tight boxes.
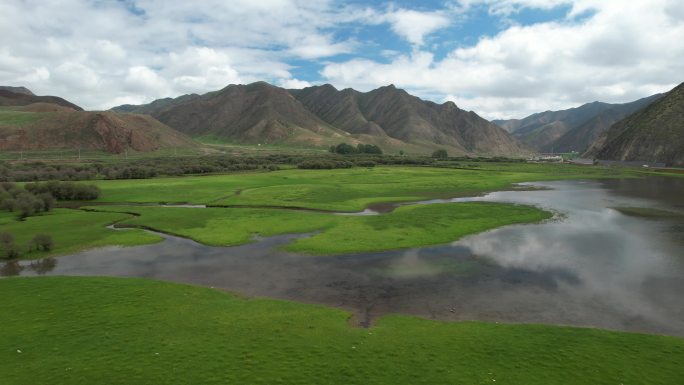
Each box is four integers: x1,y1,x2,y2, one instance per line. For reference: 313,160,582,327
528,154,563,162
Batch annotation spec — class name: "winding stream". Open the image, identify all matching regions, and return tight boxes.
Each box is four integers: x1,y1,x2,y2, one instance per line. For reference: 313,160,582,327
4,176,684,336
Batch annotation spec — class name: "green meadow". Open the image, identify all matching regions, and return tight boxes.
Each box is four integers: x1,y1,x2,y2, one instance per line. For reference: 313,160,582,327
87,201,550,255
89,164,632,211
0,164,630,258
0,209,159,259
1,277,682,385
0,107,47,125
3,163,681,385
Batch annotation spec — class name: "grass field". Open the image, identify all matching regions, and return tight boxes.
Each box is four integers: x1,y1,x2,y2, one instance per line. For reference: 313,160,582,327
1,276,682,385
0,108,47,125
0,164,629,258
0,209,160,259
90,164,635,211
87,202,551,255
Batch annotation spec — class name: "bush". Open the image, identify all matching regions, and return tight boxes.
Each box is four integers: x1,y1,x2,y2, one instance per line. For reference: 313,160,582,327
29,234,54,252
357,144,383,155
25,181,100,200
334,143,357,155
297,160,354,170
15,192,44,220
0,232,20,259
355,160,377,167
432,149,448,159
38,193,56,211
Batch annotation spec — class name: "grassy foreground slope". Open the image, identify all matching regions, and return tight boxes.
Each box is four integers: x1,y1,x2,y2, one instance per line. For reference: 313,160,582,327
89,202,551,255
91,164,633,211
1,277,682,385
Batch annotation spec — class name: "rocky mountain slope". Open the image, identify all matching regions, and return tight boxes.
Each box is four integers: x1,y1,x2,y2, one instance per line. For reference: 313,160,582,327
116,82,527,155
115,82,352,148
493,95,661,153
586,83,684,166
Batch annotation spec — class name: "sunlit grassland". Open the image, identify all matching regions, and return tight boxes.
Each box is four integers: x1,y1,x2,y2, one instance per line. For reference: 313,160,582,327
88,202,551,255
1,276,682,385
0,209,160,259
90,164,635,211
0,164,629,258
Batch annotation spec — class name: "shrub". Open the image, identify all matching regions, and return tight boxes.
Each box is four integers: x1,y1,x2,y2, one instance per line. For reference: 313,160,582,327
25,181,100,200
356,144,383,155
0,232,20,259
356,160,377,167
29,234,54,252
15,192,44,220
334,143,357,155
432,149,448,159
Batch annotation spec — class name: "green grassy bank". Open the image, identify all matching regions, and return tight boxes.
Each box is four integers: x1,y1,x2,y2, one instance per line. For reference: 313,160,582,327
87,201,551,255
89,165,634,211
0,209,160,259
1,276,682,385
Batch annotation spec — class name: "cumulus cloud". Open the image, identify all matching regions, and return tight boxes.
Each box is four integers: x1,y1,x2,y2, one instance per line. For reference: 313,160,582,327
0,0,361,109
322,0,684,118
0,0,681,117
383,9,452,46
279,78,313,89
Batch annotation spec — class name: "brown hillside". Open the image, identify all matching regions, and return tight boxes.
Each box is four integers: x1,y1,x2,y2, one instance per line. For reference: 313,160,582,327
0,89,83,111
0,110,197,153
587,82,684,166
114,82,527,155
297,84,526,155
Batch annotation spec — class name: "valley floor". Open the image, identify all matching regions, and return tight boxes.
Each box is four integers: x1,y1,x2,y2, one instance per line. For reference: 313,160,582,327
2,163,682,384
2,163,632,259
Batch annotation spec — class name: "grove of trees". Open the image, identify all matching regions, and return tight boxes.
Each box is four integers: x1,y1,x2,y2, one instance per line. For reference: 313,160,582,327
432,149,448,159
329,143,383,155
0,181,100,220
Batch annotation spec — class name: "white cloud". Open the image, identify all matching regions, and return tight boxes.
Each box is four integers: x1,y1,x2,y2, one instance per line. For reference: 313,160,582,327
125,66,168,95
322,0,684,118
0,0,361,109
279,78,312,89
384,9,451,46
288,34,355,59
0,0,681,118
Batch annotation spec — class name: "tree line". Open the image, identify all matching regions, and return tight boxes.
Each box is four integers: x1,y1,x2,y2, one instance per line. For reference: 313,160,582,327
0,153,525,182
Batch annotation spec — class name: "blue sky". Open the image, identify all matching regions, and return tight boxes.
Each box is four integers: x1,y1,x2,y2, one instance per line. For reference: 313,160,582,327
0,0,682,118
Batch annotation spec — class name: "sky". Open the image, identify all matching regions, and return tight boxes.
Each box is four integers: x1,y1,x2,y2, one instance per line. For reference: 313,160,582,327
1,0,683,119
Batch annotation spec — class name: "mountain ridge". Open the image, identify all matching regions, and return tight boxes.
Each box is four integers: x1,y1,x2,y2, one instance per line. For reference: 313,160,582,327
114,82,528,156
586,82,684,166
0,89,83,111
493,95,662,153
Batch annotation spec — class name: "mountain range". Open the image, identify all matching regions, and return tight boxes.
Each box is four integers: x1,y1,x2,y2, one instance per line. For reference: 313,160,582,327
493,94,662,154
1,80,681,164
114,82,528,156
586,82,684,166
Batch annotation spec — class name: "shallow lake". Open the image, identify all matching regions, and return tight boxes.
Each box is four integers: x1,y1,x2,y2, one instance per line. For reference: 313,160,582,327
4,176,684,336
